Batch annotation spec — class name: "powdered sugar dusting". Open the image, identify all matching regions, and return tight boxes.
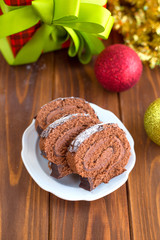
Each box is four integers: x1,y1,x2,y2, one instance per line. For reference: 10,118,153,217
69,123,105,153
40,113,89,138
40,97,89,109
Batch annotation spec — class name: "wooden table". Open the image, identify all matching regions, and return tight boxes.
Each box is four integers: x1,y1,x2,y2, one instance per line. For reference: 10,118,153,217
0,33,160,240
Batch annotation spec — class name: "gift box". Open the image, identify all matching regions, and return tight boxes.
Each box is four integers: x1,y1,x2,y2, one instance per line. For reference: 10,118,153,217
0,0,114,65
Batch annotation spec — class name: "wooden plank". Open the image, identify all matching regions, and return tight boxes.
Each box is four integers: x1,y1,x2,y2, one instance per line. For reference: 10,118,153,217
120,66,160,240
0,54,54,240
49,49,131,240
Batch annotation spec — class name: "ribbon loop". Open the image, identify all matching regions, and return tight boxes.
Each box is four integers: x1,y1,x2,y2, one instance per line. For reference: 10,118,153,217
0,0,114,65
32,0,54,25
53,3,111,34
54,0,80,21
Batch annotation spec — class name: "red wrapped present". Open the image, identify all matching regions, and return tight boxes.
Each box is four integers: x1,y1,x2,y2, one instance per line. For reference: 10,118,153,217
10,23,41,56
5,0,32,5
4,0,41,56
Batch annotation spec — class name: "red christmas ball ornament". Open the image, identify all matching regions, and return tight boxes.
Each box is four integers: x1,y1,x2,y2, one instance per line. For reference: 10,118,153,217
94,44,143,92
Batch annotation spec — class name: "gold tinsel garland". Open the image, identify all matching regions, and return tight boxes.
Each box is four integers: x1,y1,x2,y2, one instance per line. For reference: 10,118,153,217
109,0,160,68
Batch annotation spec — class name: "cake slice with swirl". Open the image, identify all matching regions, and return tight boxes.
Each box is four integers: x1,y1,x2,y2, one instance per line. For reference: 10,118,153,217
67,123,131,191
35,97,99,135
39,113,100,179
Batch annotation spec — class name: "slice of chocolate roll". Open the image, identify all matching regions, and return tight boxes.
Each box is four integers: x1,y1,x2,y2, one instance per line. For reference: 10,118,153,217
35,97,99,135
39,113,100,179
67,123,131,191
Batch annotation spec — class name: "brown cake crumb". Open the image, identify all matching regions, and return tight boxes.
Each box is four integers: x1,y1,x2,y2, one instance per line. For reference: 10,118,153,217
35,97,99,134
67,123,131,190
39,114,100,178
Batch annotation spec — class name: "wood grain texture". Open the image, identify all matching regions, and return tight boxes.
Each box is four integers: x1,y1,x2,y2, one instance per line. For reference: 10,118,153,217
0,54,54,240
1,31,159,240
49,49,131,240
120,66,160,240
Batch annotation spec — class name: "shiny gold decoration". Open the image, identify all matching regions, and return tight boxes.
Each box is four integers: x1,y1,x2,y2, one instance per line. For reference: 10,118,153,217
144,98,160,146
109,0,160,68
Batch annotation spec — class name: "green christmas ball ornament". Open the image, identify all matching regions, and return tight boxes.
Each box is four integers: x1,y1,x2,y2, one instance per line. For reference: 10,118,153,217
144,98,160,146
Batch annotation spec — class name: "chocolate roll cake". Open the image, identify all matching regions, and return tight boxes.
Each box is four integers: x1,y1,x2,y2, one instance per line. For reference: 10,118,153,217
35,97,99,135
67,123,131,191
39,113,100,179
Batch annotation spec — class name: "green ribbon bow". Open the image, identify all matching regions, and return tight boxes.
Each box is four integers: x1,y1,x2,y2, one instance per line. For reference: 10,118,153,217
0,0,114,65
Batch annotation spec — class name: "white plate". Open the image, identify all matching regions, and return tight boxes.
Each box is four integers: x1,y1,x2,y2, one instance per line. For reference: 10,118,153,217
21,103,136,201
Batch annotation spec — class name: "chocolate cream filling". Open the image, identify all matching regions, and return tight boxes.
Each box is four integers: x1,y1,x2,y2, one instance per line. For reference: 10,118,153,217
69,124,104,153
53,125,87,158
46,105,87,125
80,134,128,190
83,136,124,173
67,123,130,190
41,114,89,138
41,113,96,166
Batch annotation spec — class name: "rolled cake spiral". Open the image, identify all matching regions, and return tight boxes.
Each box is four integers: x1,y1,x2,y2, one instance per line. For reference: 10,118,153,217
39,113,100,178
67,123,131,190
35,97,99,134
